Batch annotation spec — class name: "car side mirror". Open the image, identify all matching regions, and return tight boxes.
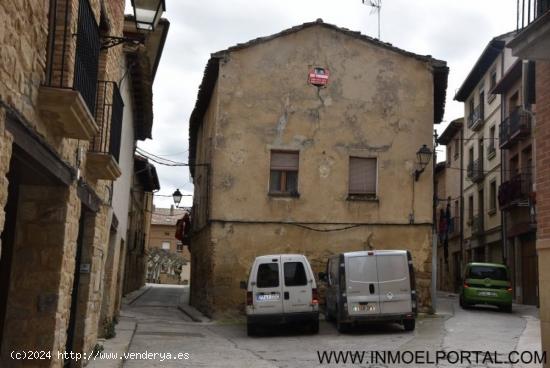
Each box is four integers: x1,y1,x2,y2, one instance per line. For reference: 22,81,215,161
318,272,327,282
240,281,247,290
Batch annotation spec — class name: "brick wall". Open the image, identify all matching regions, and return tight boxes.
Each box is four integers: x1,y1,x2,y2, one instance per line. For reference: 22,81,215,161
535,61,550,366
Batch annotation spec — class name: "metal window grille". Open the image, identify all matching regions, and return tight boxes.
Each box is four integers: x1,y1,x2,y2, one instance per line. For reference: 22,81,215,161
92,81,124,162
74,0,100,114
517,0,550,30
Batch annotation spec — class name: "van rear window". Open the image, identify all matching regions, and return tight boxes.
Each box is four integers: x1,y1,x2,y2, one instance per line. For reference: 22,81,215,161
284,262,307,286
257,263,279,288
468,266,508,281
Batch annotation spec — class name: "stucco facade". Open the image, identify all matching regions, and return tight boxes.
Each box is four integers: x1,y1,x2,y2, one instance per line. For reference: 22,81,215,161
189,20,448,317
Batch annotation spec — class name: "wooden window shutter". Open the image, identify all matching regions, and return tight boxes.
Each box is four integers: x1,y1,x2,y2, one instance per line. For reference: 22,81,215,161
349,157,377,194
271,151,299,171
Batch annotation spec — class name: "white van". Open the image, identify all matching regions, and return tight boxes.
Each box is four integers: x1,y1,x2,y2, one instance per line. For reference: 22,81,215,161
241,254,320,336
320,250,417,332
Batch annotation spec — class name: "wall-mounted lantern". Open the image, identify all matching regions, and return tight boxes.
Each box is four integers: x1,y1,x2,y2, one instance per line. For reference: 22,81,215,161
414,144,432,181
131,0,166,31
172,188,183,208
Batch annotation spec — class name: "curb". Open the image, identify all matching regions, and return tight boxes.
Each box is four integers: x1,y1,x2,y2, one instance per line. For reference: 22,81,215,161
123,285,151,306
177,304,211,323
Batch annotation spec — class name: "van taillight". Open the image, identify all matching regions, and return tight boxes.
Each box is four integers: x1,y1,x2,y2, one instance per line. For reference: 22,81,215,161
507,286,513,293
463,282,470,288
246,291,253,306
312,288,319,305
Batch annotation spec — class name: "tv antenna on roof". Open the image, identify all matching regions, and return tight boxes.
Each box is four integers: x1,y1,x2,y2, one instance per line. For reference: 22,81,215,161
362,0,381,39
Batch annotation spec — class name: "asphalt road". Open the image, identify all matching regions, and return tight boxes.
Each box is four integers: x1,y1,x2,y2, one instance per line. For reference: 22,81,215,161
122,285,542,368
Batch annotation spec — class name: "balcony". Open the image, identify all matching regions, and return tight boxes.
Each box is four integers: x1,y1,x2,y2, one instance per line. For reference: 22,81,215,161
498,173,533,210
38,0,100,140
499,109,532,149
467,105,484,131
87,81,123,181
467,159,484,183
471,215,484,237
509,0,550,60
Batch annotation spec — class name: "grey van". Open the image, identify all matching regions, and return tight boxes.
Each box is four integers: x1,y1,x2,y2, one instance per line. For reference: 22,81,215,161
319,250,417,332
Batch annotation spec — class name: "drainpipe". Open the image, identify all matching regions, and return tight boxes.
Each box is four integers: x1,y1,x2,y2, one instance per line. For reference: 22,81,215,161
432,130,438,313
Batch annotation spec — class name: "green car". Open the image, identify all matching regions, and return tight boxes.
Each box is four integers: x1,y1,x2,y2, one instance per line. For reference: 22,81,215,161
459,262,513,312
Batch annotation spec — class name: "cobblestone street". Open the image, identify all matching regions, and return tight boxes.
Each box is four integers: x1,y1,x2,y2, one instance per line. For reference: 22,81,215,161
110,284,543,367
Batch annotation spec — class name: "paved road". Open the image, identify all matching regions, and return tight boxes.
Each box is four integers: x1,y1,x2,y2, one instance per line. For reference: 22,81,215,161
122,285,542,368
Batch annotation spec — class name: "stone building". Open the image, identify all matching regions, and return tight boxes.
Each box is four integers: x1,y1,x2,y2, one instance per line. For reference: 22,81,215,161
507,0,550,364
491,57,538,305
0,0,168,366
435,118,464,292
188,19,448,317
454,33,517,266
147,206,191,285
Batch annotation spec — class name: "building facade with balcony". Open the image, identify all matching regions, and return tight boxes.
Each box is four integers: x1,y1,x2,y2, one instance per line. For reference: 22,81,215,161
507,0,550,361
492,58,537,305
0,1,168,366
455,32,517,266
435,118,464,293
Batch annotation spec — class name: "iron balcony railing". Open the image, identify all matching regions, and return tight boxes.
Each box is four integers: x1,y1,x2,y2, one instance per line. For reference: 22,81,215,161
517,0,550,30
467,105,484,130
499,109,532,149
471,215,484,237
498,173,533,209
448,216,460,238
45,0,100,115
92,81,124,162
467,159,484,183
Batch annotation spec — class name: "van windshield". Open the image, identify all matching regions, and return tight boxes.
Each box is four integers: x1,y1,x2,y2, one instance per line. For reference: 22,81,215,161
468,266,508,281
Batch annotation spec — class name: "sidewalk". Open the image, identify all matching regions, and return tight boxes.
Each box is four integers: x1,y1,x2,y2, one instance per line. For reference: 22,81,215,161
85,285,150,368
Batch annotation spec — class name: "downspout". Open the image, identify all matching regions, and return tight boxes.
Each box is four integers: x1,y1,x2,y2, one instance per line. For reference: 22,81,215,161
431,130,438,313
460,124,464,287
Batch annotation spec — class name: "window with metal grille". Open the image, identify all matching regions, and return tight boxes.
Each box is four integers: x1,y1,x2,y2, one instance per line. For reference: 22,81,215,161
348,157,377,197
269,151,299,195
74,0,100,115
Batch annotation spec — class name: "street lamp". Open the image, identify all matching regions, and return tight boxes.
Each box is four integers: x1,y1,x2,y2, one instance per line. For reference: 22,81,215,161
414,144,433,181
172,189,183,208
131,0,166,31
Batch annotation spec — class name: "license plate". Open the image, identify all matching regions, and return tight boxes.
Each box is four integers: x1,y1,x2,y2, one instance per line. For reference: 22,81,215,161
257,293,280,301
478,291,497,297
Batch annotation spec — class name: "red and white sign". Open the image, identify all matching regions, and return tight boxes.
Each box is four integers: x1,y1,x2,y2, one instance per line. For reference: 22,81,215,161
308,67,330,87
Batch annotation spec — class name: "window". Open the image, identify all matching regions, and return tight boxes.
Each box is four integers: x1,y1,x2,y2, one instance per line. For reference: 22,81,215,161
468,195,474,223
468,265,508,281
284,262,307,286
488,126,496,158
257,263,279,288
490,69,497,91
161,241,170,250
348,157,377,197
269,151,299,195
447,146,452,166
454,138,459,160
489,180,497,214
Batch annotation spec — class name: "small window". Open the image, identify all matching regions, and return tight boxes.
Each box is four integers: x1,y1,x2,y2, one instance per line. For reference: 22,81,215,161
349,157,377,197
161,241,170,250
489,180,497,213
454,139,459,160
490,69,497,91
257,263,279,288
284,262,307,286
269,151,299,195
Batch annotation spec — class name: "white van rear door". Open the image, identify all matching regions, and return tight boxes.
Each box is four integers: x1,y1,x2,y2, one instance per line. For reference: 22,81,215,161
376,253,412,315
281,255,312,313
346,254,380,315
252,256,283,314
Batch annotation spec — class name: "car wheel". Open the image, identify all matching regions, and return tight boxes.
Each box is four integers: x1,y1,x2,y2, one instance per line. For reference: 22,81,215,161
336,316,349,333
459,295,468,309
310,320,320,334
247,323,258,336
500,304,512,313
403,319,415,331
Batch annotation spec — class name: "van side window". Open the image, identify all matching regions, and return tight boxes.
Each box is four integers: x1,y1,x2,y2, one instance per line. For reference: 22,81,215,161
284,262,307,286
257,263,279,288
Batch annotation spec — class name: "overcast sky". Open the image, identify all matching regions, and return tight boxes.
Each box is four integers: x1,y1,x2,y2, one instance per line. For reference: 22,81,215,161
130,0,518,208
